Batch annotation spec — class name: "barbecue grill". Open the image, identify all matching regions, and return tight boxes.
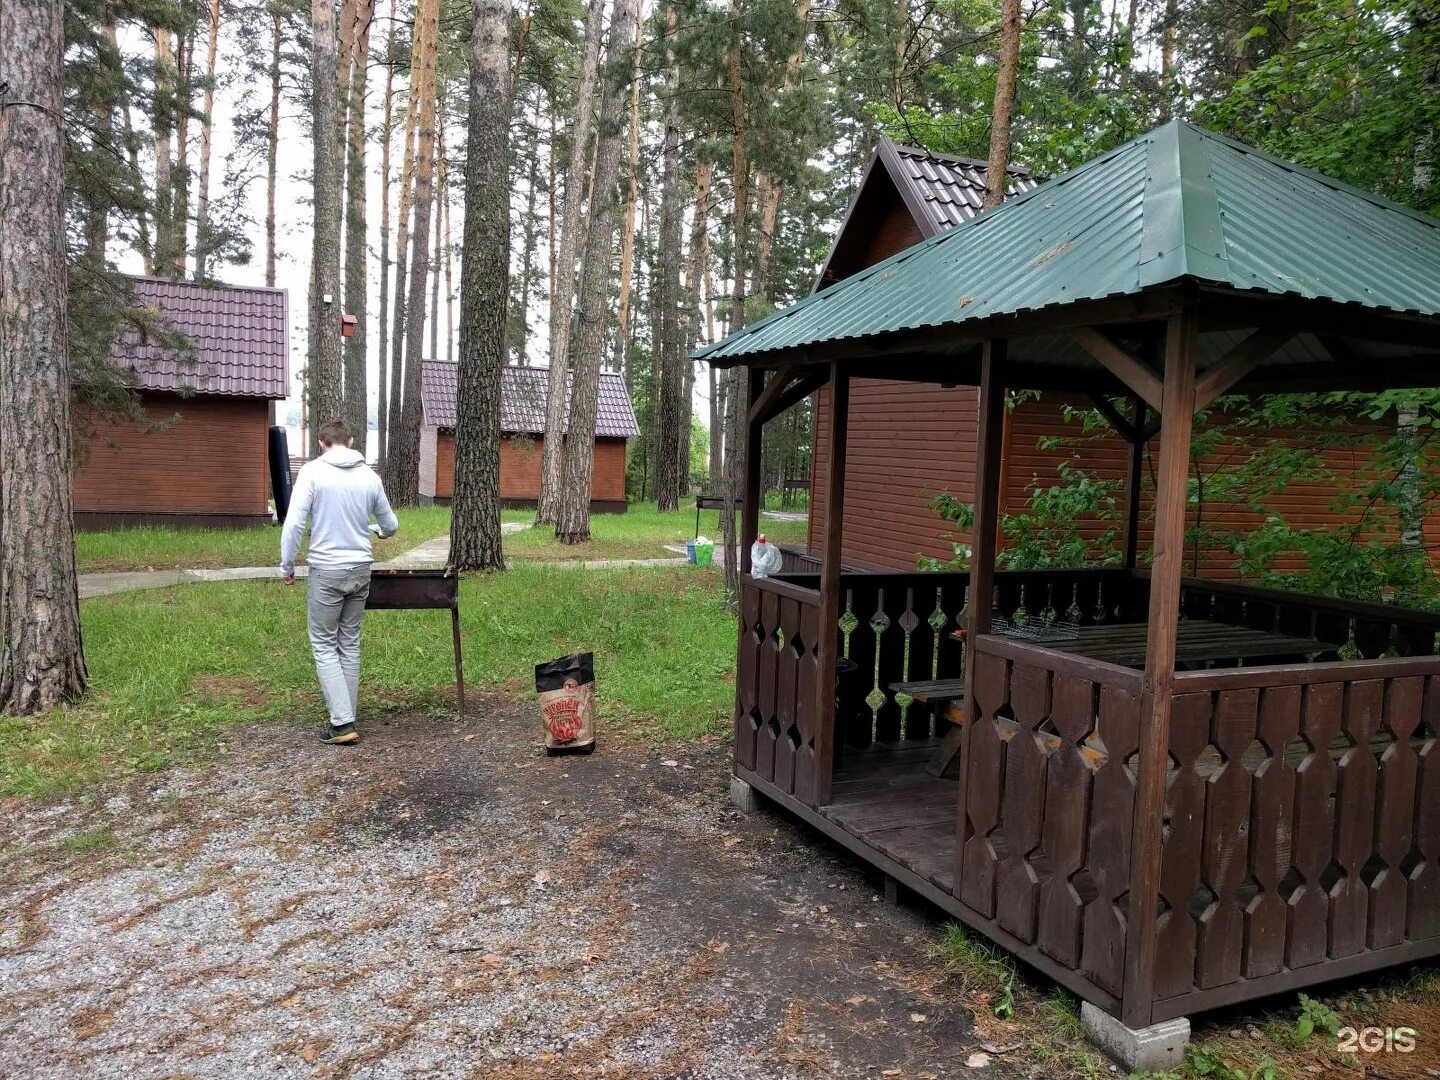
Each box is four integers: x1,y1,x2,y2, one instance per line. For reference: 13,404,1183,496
366,568,464,713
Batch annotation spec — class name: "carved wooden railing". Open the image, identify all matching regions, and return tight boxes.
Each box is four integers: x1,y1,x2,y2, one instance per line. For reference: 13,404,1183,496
734,575,824,804
959,635,1144,1011
1145,656,1440,1019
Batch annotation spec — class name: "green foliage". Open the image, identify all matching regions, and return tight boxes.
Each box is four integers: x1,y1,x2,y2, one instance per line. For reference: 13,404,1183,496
1291,993,1342,1045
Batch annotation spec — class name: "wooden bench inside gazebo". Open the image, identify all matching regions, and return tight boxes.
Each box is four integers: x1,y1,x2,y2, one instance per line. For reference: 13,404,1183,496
697,120,1440,1069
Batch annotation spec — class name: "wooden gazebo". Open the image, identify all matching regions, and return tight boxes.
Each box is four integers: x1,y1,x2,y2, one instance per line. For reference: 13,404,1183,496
697,121,1440,1058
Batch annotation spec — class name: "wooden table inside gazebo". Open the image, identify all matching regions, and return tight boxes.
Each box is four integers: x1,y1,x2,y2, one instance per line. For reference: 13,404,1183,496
697,119,1440,1063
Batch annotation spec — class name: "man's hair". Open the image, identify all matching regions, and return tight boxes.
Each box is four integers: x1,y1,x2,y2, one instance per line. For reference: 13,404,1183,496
317,419,352,448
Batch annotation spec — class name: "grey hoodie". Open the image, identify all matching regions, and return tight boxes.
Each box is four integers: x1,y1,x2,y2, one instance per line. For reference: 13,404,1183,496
280,446,399,575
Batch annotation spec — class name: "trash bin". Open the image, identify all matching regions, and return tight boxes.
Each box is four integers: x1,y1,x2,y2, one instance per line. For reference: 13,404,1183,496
684,540,698,565
694,539,715,567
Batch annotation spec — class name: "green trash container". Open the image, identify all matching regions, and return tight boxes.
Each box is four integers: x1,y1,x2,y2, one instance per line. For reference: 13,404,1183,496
694,539,715,566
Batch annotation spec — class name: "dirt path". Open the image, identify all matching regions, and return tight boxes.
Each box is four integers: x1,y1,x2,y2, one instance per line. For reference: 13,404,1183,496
0,698,1036,1079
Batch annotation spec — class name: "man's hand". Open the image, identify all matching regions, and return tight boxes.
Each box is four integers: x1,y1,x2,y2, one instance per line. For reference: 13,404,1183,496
282,571,296,586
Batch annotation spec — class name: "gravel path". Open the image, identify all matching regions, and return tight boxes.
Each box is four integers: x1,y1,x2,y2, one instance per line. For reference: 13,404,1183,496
0,698,1035,1079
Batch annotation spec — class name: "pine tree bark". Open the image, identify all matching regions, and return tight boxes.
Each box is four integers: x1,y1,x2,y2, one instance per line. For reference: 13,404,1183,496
309,0,345,451
376,0,397,463
383,37,423,489
0,0,89,713
450,0,513,572
555,0,642,542
153,29,177,277
537,0,606,524
983,0,1022,208
388,0,439,504
654,2,685,512
429,95,446,362
721,0,750,598
195,0,222,278
613,11,643,371
513,88,541,364
265,10,281,288
342,0,374,451
171,31,194,275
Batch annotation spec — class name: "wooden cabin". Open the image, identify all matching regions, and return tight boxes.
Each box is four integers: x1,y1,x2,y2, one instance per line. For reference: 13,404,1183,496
73,276,288,529
700,121,1440,1068
809,139,1406,578
418,362,639,512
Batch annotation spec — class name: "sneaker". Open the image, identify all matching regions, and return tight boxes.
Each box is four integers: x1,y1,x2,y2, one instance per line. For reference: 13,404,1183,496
321,722,360,745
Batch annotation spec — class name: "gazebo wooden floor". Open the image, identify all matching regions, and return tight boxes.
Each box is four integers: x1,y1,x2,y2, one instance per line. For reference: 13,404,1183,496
821,744,957,895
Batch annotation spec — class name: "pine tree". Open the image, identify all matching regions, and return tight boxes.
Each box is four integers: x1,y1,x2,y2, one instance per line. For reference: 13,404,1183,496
555,0,642,542
537,0,606,524
308,0,345,450
450,0,513,572
0,0,89,713
342,0,375,450
653,1,685,512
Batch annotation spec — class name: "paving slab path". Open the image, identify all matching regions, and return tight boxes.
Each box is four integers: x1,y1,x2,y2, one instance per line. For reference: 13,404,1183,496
0,699,1034,1079
77,523,534,599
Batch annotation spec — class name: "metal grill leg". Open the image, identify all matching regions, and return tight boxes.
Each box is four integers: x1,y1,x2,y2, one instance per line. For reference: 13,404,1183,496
451,607,465,716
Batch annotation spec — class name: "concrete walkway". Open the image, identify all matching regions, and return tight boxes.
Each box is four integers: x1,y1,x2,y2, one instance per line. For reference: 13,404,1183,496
79,522,534,599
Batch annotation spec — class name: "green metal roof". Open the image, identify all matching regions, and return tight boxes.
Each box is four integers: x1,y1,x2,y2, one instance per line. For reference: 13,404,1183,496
697,120,1440,365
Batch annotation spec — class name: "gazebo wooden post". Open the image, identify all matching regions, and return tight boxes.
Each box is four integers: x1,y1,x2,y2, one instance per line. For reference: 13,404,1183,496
1121,308,1198,1029
741,368,765,573
954,341,1007,874
1123,394,1146,569
813,362,850,806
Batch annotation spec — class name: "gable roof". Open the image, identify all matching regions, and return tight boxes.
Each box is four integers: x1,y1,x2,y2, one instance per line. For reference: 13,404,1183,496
816,138,1038,290
420,361,641,438
700,121,1440,378
110,276,289,399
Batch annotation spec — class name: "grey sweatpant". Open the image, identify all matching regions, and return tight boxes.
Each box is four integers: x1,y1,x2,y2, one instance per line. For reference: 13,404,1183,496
307,564,371,728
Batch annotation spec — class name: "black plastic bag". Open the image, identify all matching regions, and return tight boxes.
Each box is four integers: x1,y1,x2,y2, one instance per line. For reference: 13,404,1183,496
534,652,596,754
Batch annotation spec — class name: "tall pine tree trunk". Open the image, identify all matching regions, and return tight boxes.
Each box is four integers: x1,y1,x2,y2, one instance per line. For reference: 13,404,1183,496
383,42,423,489
389,0,439,504
537,0,606,524
450,0,513,572
195,0,222,278
654,2,685,512
376,0,397,463
555,0,642,542
0,0,88,712
721,0,751,599
342,0,374,451
983,0,1022,208
309,0,345,449
430,94,446,362
265,11,281,288
513,88,541,364
171,32,193,275
153,29,177,277
613,11,643,371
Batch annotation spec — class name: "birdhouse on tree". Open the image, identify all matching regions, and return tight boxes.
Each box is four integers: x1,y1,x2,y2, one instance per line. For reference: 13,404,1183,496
340,313,357,338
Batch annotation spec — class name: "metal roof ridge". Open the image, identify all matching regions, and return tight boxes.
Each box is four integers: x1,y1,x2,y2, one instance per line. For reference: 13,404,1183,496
125,273,288,296
885,138,1032,176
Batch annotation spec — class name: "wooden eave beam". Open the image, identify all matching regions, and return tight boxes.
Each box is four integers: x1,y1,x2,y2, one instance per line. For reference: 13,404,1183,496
1069,327,1164,411
1193,327,1294,411
1085,392,1139,442
766,368,829,418
747,364,803,425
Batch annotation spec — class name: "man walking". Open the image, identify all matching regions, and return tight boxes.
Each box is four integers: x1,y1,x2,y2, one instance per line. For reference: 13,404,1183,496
281,419,399,744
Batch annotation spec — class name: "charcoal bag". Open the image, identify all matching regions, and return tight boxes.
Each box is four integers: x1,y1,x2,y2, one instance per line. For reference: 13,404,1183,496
534,651,597,753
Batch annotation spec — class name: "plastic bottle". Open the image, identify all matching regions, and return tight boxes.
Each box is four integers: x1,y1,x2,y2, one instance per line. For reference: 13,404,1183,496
750,533,783,579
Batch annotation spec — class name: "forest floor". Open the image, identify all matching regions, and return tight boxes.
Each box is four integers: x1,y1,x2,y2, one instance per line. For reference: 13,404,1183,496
0,697,1048,1080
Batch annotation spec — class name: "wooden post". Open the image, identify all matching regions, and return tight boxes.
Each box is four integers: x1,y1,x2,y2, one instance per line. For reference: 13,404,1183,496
952,342,1007,870
1121,308,1197,1029
813,363,849,807
1123,394,1145,569
741,367,764,573
451,605,465,716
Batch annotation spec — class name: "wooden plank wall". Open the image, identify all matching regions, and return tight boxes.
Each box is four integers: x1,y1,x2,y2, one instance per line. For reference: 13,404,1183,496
811,389,1407,580
73,392,270,517
432,434,627,502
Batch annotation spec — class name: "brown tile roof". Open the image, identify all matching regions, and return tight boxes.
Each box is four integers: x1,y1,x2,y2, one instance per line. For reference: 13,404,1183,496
420,362,640,439
109,275,289,399
884,140,1039,234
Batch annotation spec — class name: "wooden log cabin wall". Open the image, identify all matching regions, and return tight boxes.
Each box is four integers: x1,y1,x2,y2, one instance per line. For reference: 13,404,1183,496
702,121,1440,1036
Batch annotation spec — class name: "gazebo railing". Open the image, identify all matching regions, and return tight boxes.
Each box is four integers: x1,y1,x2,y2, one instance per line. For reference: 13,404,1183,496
1144,656,1440,1020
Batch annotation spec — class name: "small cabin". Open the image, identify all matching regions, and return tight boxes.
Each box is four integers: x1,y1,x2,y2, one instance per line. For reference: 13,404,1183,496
418,362,640,513
73,276,288,529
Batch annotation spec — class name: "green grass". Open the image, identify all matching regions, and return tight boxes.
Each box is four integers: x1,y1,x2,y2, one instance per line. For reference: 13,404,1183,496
505,499,809,562
75,506,455,573
1,564,736,798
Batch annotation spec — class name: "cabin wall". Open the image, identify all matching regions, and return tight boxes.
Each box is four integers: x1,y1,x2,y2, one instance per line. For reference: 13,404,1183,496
430,432,628,512
419,425,439,498
73,391,272,528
